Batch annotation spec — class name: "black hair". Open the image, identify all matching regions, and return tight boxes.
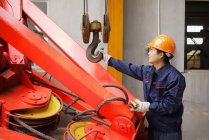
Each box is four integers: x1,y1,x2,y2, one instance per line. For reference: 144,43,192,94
156,50,173,64
163,53,171,64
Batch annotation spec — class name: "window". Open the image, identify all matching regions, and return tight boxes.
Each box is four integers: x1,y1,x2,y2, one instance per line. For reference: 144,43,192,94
187,50,200,69
185,1,209,70
187,26,203,32
187,37,203,45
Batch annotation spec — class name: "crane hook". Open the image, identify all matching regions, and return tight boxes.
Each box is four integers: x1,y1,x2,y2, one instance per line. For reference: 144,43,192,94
81,0,110,63
86,20,103,63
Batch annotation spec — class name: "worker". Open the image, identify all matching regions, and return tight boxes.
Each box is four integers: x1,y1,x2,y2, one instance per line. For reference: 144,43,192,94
100,34,186,140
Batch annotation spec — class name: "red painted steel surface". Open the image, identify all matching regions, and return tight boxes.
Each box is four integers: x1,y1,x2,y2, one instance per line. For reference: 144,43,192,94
0,0,22,20
0,7,133,121
22,0,136,102
0,127,40,140
0,84,51,111
0,1,147,139
32,70,94,111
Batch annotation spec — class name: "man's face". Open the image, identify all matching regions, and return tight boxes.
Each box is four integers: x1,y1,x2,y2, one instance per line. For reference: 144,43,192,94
147,47,163,64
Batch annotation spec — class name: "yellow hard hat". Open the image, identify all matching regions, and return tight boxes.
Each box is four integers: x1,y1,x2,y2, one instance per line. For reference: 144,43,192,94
148,34,176,55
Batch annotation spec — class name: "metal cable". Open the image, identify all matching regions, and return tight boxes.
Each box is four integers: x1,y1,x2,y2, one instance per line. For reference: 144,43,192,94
64,97,80,114
72,109,96,120
64,105,96,121
34,81,127,127
83,0,85,14
84,0,88,14
102,84,129,104
33,79,80,99
105,0,108,14
62,84,128,121
96,97,127,117
63,103,111,127
13,117,57,140
86,0,88,14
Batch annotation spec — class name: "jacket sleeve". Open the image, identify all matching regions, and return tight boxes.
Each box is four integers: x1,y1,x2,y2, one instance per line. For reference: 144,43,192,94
149,74,186,115
108,57,145,81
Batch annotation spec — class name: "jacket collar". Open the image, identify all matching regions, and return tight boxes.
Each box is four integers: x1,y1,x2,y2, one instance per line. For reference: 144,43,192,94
154,63,171,76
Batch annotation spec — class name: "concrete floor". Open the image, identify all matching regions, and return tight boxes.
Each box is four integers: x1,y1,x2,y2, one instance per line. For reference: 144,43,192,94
182,100,209,140
48,113,71,140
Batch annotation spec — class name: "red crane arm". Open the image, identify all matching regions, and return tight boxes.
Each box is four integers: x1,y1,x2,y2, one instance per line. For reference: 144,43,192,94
22,0,135,101
0,6,134,121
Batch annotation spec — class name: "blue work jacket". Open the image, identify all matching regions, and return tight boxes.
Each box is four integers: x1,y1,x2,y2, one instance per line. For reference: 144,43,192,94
109,58,186,132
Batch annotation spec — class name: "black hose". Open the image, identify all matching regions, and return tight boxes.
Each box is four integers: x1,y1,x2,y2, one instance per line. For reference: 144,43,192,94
96,97,127,117
33,81,129,128
33,79,80,99
63,103,111,127
72,109,96,121
103,84,129,104
13,117,57,140
64,97,80,114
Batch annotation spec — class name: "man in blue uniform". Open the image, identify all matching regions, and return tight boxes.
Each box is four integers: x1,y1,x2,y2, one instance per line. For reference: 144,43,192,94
101,34,186,140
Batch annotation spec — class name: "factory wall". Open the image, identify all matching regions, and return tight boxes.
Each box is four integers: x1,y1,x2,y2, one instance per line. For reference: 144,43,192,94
123,0,209,106
183,71,209,105
38,0,209,105
123,0,185,100
47,0,107,67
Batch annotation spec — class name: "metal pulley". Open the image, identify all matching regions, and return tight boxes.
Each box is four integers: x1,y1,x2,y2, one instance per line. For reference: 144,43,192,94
15,94,61,118
102,14,110,43
102,0,110,43
81,0,110,63
81,0,90,43
10,94,62,139
81,14,90,43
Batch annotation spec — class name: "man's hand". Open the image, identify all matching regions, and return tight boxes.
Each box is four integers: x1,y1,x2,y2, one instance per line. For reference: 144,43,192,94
100,49,111,64
130,99,150,113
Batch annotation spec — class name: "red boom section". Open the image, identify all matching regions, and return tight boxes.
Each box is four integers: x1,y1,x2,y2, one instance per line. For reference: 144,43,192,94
22,0,136,102
0,7,133,121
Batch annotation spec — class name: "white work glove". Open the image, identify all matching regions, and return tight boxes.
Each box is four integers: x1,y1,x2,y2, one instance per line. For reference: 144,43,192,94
99,49,111,64
130,99,150,113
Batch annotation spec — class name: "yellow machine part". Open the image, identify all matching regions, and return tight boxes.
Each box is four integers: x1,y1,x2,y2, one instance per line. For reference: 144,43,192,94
69,121,92,140
15,95,61,118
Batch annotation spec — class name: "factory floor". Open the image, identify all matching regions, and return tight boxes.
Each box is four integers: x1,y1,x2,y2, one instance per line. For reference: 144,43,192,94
47,100,209,140
30,71,209,139
182,100,209,140
48,113,71,140
32,69,208,139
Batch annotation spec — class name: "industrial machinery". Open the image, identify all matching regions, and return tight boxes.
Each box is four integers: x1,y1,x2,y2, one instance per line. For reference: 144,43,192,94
0,0,147,139
82,0,110,63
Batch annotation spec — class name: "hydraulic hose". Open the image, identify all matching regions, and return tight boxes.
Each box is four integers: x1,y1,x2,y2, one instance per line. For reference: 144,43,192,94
13,117,57,140
103,84,129,104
